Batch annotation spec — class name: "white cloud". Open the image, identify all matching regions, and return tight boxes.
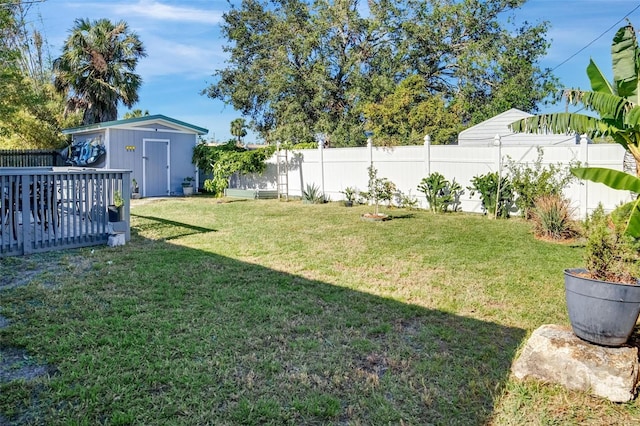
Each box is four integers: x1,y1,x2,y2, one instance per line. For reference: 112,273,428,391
137,35,226,79
69,1,224,25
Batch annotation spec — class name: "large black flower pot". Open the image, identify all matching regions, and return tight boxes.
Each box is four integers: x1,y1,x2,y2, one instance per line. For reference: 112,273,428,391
108,205,122,222
564,268,640,346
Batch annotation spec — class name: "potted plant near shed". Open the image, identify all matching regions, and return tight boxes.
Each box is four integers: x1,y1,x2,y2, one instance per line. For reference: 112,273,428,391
131,178,140,199
182,177,194,196
108,190,124,222
511,23,640,346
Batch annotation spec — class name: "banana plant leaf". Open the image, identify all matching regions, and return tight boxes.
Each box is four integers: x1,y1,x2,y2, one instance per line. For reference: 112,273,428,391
587,59,614,95
572,167,640,237
612,25,640,101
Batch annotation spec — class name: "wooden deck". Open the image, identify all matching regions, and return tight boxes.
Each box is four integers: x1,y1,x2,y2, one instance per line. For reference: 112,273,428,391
0,168,130,257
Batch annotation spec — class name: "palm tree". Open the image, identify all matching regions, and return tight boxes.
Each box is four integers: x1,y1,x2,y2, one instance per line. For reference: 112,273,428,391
53,18,146,125
511,23,640,177
230,118,247,144
123,109,150,119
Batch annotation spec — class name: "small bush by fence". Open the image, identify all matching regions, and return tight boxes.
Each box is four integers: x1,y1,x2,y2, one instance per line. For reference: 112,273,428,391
0,149,64,167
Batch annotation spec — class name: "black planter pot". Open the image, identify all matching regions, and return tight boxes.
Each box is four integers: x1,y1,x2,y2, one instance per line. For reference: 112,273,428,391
564,268,640,346
108,205,122,222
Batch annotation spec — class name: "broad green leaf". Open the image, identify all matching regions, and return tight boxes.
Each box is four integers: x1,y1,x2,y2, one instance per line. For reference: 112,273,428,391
587,59,614,95
509,112,610,137
626,198,640,237
579,91,628,120
571,167,640,193
572,167,640,237
626,106,640,127
612,25,640,101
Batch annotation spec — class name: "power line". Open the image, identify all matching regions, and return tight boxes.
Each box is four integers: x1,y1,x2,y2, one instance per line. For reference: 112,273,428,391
550,2,640,73
0,0,46,8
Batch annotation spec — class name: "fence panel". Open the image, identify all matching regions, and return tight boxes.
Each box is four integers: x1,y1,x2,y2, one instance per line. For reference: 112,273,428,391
0,149,64,167
237,141,632,217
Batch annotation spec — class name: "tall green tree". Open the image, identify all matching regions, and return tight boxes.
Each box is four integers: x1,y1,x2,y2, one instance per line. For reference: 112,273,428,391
381,0,557,124
0,0,76,148
362,75,463,145
230,118,248,144
205,0,556,146
53,18,146,125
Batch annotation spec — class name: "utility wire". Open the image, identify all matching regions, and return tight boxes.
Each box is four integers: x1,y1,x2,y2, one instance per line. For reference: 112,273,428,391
549,2,640,73
0,1,46,8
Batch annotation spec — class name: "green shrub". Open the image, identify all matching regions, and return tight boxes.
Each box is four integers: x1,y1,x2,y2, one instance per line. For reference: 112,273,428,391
417,172,463,213
341,186,357,203
505,148,577,219
395,190,419,210
193,141,275,197
584,204,639,283
364,166,396,215
302,183,326,204
530,195,579,240
468,172,515,218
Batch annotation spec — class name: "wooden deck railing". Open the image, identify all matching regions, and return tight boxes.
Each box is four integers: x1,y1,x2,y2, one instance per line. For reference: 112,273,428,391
0,168,130,257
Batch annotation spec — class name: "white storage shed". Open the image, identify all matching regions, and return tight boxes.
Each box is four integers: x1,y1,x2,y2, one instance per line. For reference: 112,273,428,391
457,108,579,146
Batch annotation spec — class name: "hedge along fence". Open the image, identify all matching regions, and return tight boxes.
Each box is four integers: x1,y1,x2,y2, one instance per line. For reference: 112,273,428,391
235,137,632,219
0,149,65,167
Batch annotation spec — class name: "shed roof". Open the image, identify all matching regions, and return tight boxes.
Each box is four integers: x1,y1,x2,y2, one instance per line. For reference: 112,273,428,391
457,108,577,146
62,114,208,136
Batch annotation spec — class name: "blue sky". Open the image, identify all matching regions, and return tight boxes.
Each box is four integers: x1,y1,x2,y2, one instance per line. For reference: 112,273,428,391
30,0,640,142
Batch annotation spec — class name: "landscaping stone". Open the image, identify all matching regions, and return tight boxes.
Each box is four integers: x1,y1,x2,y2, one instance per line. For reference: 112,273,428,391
512,324,639,402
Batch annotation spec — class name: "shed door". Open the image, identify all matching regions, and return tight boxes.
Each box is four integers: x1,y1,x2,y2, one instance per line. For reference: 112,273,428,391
143,139,170,197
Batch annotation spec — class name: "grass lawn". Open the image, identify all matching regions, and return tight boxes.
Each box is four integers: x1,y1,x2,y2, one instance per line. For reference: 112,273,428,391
1,196,639,424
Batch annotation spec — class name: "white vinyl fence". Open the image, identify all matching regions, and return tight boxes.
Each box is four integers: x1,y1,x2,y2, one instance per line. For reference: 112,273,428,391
235,136,634,218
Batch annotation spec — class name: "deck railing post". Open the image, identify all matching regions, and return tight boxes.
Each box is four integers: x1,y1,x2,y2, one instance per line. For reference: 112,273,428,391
21,174,32,254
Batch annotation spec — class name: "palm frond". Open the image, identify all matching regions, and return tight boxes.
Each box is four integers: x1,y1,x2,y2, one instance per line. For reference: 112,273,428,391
571,91,629,122
510,112,611,138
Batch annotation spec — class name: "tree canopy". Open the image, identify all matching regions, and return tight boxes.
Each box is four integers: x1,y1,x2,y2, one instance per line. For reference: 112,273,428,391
205,0,556,146
53,18,146,125
0,0,76,148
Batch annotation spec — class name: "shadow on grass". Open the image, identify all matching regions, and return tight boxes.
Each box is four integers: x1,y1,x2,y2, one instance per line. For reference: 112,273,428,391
0,226,526,425
387,212,416,220
130,213,216,240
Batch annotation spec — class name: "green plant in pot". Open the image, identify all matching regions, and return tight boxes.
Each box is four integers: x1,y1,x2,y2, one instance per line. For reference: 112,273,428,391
341,187,356,207
511,23,640,346
109,190,124,222
182,177,194,196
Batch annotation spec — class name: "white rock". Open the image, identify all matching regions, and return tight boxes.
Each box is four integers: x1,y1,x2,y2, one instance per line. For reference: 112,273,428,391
107,233,125,247
512,324,639,402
